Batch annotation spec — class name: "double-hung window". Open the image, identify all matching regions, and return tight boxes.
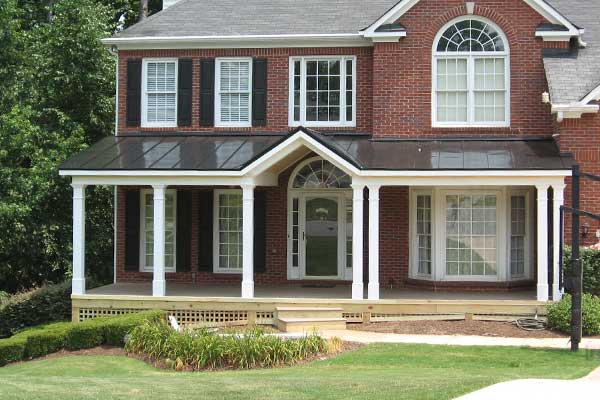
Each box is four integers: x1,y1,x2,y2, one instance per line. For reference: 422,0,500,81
142,59,178,127
433,18,509,127
213,190,243,273
289,56,356,127
215,58,252,127
140,189,177,272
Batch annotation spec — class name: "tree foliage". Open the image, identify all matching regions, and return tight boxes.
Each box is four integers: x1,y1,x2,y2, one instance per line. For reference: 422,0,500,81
0,0,157,292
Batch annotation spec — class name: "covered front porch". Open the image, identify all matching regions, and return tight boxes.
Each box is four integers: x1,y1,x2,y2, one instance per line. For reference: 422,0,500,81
59,128,572,317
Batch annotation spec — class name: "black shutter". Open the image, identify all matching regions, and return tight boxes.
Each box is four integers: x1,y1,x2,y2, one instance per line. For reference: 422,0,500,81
176,190,192,272
124,189,140,271
254,191,267,273
177,59,193,127
198,190,213,272
126,59,142,127
252,58,268,126
199,59,215,127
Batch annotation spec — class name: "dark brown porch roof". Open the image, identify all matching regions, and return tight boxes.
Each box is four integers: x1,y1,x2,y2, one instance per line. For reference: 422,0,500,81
59,130,573,172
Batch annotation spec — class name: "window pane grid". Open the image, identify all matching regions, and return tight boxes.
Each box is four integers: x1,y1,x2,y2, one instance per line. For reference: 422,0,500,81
510,195,526,277
145,61,176,124
143,192,176,270
291,57,354,125
416,195,432,275
218,60,251,124
218,193,243,270
446,194,497,277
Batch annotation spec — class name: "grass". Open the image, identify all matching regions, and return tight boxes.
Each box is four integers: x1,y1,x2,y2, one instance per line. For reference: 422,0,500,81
0,344,598,400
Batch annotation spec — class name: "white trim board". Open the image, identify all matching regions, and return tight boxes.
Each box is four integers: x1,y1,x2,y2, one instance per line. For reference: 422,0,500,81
362,0,581,39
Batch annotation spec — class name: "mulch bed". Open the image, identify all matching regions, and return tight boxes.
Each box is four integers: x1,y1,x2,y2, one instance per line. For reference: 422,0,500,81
349,320,571,338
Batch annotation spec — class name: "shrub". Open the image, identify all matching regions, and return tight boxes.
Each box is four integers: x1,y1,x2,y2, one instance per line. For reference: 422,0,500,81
126,319,329,370
0,281,71,338
563,246,600,295
0,337,27,366
0,310,165,366
547,293,600,336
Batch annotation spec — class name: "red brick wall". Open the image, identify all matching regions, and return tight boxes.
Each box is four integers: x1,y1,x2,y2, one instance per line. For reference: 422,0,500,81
372,0,555,138
117,48,373,134
556,112,600,246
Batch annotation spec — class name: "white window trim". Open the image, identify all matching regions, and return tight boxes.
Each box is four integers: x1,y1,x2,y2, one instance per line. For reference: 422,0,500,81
288,56,357,128
214,57,253,128
213,189,243,274
507,188,534,281
408,187,537,283
431,16,511,128
409,189,435,281
139,188,177,273
141,58,178,128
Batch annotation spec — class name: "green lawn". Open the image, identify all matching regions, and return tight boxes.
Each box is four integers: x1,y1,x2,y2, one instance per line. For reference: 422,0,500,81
0,344,598,400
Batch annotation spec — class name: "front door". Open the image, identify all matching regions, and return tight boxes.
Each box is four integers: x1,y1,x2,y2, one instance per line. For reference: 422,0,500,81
304,196,339,278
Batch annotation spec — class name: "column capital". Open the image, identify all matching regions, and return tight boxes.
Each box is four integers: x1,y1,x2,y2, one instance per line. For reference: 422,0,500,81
152,184,168,191
71,183,87,190
368,184,381,201
536,184,550,201
240,183,256,191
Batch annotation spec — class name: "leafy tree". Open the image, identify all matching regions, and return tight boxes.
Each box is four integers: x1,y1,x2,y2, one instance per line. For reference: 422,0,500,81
0,0,138,292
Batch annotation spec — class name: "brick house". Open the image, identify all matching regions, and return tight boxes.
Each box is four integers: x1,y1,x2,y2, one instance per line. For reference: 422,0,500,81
59,0,600,325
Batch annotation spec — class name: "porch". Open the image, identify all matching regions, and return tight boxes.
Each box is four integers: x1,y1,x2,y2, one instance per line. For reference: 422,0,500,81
73,282,545,325
59,129,573,319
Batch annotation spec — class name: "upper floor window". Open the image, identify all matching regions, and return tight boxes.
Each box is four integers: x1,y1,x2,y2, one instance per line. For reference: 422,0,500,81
289,56,356,128
215,58,252,128
142,59,178,128
433,18,509,127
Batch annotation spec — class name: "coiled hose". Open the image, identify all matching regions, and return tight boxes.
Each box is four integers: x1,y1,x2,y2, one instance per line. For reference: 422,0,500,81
513,318,547,331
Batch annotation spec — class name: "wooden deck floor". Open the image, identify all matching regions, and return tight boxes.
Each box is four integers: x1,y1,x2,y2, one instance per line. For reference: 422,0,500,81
87,282,537,301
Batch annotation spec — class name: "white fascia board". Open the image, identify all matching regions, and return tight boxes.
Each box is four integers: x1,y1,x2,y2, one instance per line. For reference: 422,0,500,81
580,84,600,105
357,170,571,178
241,130,361,177
363,0,581,39
353,173,569,188
67,175,277,187
551,103,599,121
101,34,371,50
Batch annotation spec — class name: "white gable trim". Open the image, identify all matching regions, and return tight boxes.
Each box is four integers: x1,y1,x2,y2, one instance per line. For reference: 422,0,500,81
363,0,580,39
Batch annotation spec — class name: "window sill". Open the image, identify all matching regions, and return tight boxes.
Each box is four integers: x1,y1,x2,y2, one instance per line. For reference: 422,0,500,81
212,269,243,274
141,123,178,129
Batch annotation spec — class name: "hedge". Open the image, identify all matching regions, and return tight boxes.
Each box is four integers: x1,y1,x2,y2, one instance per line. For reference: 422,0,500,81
0,310,165,366
563,246,600,296
0,281,72,338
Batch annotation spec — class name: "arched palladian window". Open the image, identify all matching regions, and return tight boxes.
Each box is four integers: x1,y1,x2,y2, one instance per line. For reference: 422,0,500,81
292,159,351,189
433,17,509,127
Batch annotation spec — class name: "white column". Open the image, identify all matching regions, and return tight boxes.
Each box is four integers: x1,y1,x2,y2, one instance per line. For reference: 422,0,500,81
368,185,381,300
536,184,550,301
241,184,255,299
72,184,86,295
351,184,365,300
552,184,566,301
152,185,167,297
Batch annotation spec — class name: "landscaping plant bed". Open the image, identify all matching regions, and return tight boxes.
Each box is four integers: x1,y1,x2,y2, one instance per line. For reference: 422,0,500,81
349,320,575,338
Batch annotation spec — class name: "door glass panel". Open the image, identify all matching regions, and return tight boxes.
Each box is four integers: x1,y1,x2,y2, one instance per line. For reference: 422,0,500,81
305,197,338,276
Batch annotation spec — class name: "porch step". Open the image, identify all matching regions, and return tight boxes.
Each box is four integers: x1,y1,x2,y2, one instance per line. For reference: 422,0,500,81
276,317,347,333
275,307,344,319
275,307,346,332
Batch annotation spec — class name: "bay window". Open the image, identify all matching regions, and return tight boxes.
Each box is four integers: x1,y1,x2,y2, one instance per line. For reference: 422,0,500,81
142,59,178,127
410,188,532,282
289,56,356,127
433,17,509,127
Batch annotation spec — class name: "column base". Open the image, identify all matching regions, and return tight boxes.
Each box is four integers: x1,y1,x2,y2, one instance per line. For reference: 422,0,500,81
352,282,364,300
368,282,380,300
152,279,166,297
536,284,549,302
552,284,562,301
72,278,86,295
242,280,254,299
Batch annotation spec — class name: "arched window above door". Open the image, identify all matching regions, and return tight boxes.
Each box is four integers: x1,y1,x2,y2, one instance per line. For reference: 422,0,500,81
291,158,351,189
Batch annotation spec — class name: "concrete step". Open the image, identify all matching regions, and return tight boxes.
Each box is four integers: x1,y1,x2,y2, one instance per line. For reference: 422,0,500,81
276,317,347,333
275,307,343,319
